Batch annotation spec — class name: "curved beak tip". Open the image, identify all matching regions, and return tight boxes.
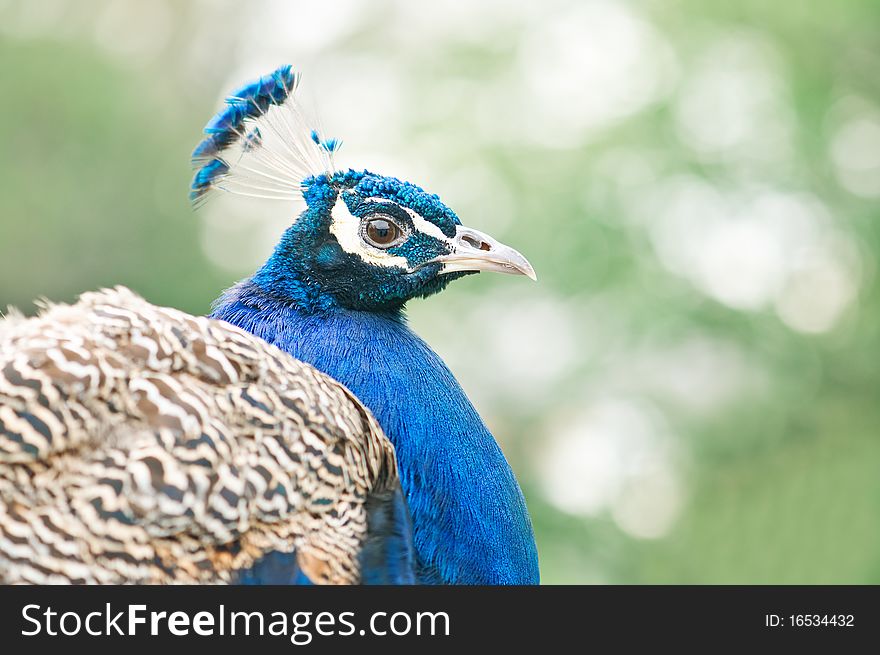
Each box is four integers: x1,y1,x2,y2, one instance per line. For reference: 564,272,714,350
513,258,538,282
433,225,538,283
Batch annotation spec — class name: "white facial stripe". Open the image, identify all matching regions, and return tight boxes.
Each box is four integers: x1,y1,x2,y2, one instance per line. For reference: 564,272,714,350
362,197,450,241
329,200,411,270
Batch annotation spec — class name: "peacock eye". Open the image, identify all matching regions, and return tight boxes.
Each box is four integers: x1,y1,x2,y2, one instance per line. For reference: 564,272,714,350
363,216,403,248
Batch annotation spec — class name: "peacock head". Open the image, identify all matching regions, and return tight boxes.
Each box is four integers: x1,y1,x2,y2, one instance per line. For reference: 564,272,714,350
191,65,535,313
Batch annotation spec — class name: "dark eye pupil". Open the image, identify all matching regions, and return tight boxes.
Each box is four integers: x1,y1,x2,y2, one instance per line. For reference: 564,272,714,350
366,218,399,246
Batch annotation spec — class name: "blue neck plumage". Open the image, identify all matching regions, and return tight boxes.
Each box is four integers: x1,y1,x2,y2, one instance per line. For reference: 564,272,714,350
212,276,539,585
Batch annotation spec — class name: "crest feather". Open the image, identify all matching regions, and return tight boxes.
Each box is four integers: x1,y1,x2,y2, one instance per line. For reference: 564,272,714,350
190,65,340,207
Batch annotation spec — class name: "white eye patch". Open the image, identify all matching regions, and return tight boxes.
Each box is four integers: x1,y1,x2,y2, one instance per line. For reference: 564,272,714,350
329,198,413,270
360,197,451,242
365,198,449,242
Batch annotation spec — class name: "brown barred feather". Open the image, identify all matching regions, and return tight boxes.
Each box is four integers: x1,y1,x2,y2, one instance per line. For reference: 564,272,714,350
0,287,398,584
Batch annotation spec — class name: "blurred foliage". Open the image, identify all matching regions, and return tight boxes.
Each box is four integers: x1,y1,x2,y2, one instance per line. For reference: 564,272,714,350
1,0,879,583
0,38,225,313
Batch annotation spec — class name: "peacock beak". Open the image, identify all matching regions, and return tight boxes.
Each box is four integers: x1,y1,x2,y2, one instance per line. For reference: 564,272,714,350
433,226,537,281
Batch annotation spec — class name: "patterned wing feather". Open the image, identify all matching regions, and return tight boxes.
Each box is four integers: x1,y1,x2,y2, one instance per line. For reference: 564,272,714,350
0,287,402,584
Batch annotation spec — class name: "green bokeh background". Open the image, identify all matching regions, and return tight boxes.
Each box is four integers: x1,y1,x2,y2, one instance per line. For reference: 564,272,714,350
1,0,878,583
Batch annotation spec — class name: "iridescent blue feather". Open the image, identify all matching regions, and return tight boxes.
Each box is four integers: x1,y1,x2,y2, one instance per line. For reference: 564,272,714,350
190,65,337,206
310,129,343,154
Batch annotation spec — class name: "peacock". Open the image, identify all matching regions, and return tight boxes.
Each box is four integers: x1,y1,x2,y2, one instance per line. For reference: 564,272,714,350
0,65,539,585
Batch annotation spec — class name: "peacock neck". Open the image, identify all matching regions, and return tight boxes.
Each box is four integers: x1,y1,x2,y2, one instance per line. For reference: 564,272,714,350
211,278,539,584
